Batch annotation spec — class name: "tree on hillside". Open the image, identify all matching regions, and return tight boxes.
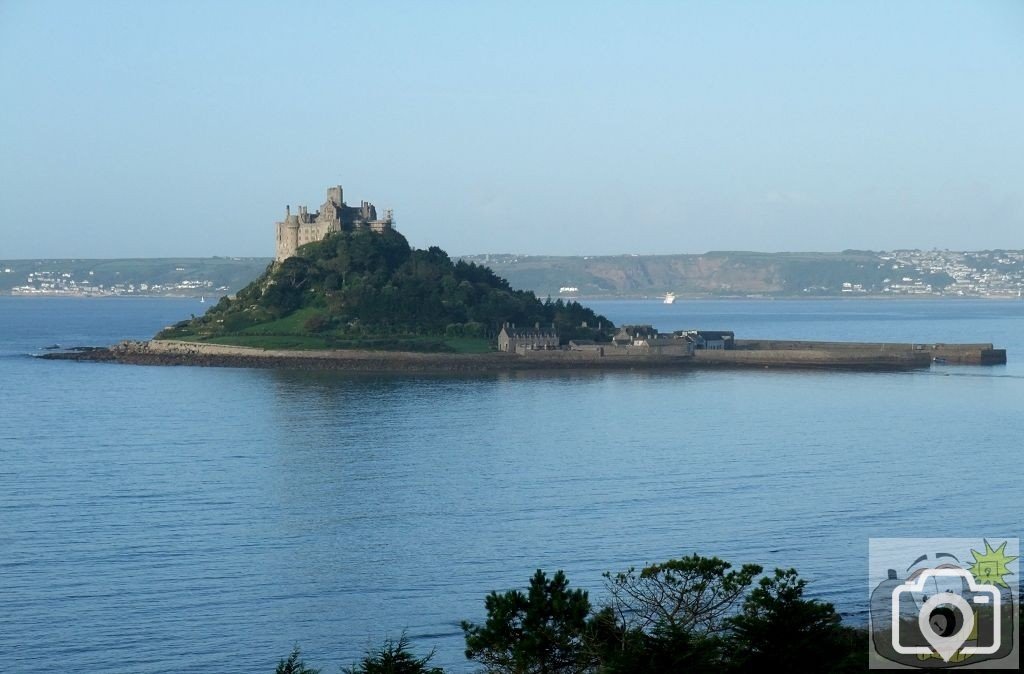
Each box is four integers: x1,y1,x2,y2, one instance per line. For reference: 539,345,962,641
160,229,613,343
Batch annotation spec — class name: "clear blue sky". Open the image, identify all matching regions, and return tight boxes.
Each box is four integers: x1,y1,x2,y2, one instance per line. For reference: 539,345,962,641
1,0,1022,258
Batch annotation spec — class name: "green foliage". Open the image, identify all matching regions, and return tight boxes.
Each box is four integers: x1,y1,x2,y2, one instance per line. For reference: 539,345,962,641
201,334,475,352
164,230,612,346
265,559,873,674
725,568,849,672
591,555,761,673
462,569,593,674
304,313,330,333
275,646,320,674
603,554,762,635
587,608,726,674
342,634,445,674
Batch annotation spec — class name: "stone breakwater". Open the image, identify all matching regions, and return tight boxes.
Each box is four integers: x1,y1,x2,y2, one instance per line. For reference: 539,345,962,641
733,339,1007,365
37,339,950,373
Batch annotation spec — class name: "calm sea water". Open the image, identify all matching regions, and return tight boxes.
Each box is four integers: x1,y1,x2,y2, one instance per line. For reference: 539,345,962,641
1,296,1022,672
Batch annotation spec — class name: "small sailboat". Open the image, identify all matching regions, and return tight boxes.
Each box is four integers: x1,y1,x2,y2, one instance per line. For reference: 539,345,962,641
200,295,205,304
663,292,676,305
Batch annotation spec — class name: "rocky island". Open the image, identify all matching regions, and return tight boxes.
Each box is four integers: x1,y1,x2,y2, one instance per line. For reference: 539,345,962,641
41,186,1007,373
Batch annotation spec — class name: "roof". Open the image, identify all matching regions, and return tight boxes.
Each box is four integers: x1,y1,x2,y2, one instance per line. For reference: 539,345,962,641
501,327,558,338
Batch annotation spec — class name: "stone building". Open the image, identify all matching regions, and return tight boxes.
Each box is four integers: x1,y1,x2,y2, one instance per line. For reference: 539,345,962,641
594,326,694,357
275,185,394,262
497,324,560,353
612,325,659,345
675,330,735,350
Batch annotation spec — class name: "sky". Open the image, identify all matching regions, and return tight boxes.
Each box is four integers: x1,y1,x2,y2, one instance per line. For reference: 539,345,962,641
1,0,1022,258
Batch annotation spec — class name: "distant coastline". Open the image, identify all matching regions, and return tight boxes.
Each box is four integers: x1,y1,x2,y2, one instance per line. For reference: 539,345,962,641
5,248,1023,299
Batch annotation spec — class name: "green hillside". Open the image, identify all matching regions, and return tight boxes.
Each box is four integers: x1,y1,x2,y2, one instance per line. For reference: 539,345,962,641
157,230,611,352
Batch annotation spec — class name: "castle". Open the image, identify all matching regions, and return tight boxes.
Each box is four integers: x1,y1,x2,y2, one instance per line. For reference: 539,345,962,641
274,185,394,261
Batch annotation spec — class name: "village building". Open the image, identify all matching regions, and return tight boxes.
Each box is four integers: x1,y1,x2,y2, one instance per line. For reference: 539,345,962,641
675,330,735,350
612,325,660,345
497,324,560,353
579,324,694,357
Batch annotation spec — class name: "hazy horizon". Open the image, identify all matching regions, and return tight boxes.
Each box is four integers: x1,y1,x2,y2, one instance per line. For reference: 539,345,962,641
2,1,1022,258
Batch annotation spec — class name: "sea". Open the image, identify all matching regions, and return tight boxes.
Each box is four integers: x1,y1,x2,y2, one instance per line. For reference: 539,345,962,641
1,296,1021,673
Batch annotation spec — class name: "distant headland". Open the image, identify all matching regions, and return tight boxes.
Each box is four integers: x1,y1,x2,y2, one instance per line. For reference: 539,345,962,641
39,184,1007,372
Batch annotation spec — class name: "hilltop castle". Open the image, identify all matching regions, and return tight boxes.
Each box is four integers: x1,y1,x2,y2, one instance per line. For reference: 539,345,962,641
275,185,394,261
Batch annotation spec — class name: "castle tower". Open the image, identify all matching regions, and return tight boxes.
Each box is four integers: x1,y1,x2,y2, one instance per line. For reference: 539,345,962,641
274,185,395,262
275,205,301,261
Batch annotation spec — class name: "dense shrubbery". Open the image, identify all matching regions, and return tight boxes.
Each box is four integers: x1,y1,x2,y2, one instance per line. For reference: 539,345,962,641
275,555,873,673
159,230,611,345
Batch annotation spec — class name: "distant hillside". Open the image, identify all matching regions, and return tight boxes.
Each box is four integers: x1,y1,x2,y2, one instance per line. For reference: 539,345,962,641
457,250,1019,298
5,249,1021,299
0,257,270,296
156,230,610,352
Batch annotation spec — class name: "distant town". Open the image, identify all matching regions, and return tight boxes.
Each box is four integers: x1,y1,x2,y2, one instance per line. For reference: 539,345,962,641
3,249,1023,299
9,269,226,297
0,257,269,298
864,249,1024,297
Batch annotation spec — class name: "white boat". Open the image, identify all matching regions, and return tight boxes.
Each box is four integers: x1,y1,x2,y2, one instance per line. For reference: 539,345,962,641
200,296,205,303
663,292,676,304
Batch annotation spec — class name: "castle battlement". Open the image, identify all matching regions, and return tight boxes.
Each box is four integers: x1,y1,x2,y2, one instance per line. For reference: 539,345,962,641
274,185,394,262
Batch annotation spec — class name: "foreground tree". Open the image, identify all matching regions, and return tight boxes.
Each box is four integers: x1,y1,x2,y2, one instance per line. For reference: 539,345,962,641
603,554,762,635
343,633,445,674
726,568,849,672
462,569,593,674
275,646,320,674
587,606,728,674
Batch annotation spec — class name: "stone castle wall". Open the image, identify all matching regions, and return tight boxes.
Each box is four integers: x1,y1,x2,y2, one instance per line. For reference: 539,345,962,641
274,185,393,262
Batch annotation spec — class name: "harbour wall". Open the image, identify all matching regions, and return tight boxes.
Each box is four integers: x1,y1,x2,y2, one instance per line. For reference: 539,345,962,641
734,339,1006,365
694,348,932,369
42,339,937,373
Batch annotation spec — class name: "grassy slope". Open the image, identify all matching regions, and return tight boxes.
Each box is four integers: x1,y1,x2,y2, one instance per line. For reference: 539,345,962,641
170,306,492,353
198,333,492,353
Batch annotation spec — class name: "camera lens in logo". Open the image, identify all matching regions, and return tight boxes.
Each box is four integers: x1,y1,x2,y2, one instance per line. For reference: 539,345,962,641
917,592,975,662
927,604,960,638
